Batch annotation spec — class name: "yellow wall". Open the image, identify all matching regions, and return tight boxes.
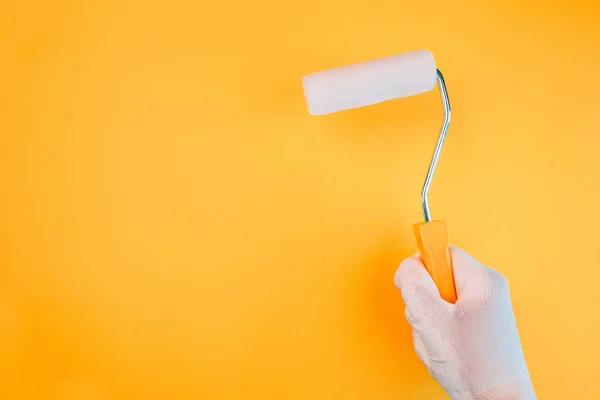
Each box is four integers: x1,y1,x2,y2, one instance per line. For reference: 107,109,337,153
1,0,599,398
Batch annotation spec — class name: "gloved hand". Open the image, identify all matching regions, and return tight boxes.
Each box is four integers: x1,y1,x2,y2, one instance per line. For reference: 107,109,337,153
395,246,536,400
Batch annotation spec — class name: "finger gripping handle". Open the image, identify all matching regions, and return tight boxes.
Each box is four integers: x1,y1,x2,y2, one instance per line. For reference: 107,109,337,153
413,220,457,303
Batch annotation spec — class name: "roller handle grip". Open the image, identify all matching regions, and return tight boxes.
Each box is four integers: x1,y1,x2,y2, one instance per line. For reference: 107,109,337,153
413,220,457,304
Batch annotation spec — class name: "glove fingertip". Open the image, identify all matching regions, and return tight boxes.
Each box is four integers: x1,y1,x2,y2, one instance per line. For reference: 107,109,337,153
394,256,435,293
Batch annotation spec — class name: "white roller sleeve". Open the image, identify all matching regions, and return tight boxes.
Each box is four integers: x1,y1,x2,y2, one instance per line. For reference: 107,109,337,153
302,50,438,115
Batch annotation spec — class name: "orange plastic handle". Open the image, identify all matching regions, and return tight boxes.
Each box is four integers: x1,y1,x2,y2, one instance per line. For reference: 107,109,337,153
413,220,457,303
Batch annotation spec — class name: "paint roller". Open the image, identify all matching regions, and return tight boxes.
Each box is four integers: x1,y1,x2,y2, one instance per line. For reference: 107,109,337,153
302,50,457,303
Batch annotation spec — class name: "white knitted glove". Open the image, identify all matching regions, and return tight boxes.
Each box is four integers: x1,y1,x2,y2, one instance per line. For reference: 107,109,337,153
395,246,536,400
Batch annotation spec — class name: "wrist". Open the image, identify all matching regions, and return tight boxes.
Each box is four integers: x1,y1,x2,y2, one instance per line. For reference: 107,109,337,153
473,377,536,400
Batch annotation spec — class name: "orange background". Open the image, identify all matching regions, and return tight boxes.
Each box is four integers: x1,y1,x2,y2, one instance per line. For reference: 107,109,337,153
1,0,599,399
